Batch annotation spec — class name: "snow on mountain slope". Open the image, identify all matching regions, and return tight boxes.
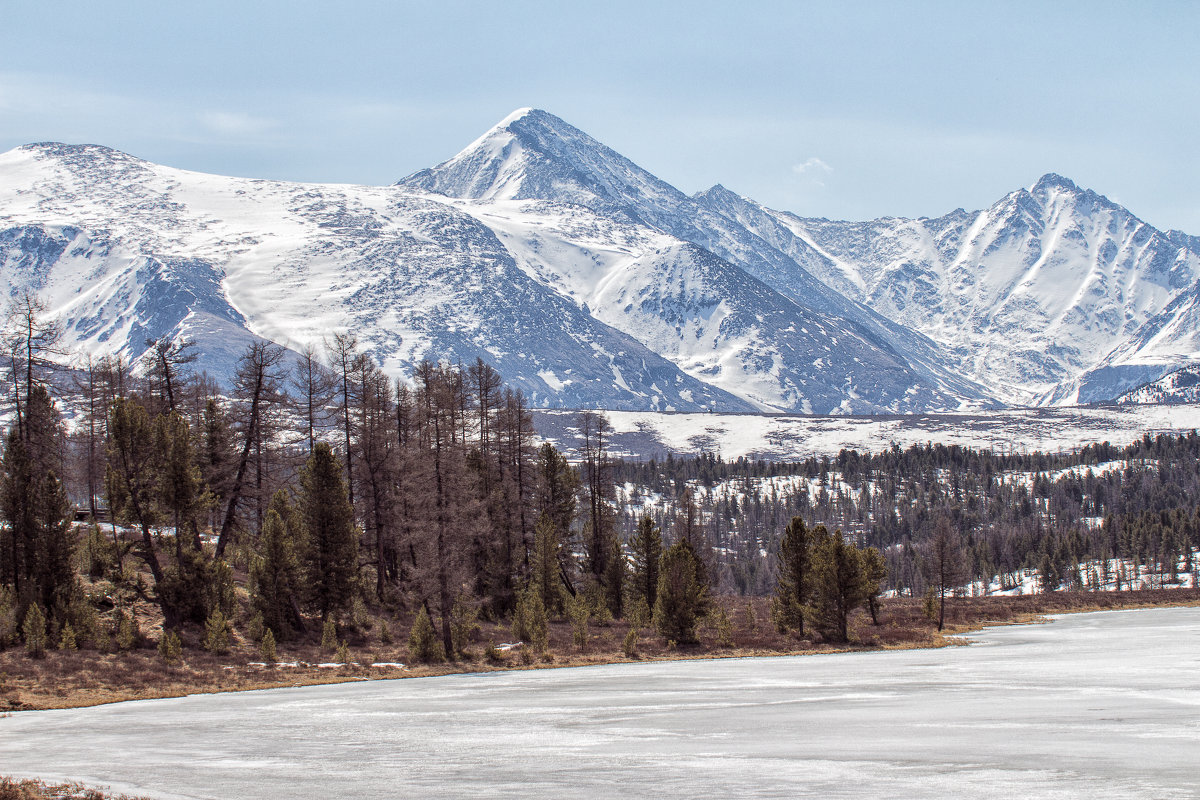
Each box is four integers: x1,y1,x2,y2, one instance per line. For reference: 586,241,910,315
4,110,1196,412
401,109,994,412
1116,363,1200,405
708,175,1200,405
0,142,750,410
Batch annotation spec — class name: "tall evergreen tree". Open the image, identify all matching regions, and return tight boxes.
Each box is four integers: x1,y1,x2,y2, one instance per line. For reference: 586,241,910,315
252,506,303,636
298,442,358,620
772,516,815,636
810,528,866,643
628,515,662,611
654,538,709,644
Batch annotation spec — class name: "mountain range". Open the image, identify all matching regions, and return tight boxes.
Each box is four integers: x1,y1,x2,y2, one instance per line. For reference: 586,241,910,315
1,108,1197,413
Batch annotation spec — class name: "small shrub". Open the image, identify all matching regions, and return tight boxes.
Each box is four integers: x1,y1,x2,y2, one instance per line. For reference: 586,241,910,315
203,609,231,655
58,622,78,651
379,619,393,645
336,640,351,665
158,629,183,664
245,611,265,643
484,641,504,664
114,609,139,651
713,605,734,648
408,607,444,663
567,593,590,651
23,604,47,659
622,626,639,658
320,617,338,653
260,629,277,663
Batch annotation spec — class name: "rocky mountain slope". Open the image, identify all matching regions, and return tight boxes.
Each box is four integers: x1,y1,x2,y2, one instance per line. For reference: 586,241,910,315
2,108,1196,412
700,176,1200,404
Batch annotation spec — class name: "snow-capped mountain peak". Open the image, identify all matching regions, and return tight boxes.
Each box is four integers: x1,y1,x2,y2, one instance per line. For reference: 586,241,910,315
2,110,1196,413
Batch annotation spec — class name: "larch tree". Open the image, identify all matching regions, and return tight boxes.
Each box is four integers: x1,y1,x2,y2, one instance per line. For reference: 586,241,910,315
922,514,967,632
216,341,287,559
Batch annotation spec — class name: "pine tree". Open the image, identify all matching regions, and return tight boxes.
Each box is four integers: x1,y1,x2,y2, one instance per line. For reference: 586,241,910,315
2,384,76,626
654,538,709,644
810,529,867,643
298,442,359,620
922,515,967,632
628,515,662,611
772,516,815,636
408,606,444,663
529,514,565,615
252,507,303,637
859,546,888,625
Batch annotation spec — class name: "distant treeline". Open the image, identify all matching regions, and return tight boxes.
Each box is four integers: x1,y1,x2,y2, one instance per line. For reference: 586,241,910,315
613,432,1200,596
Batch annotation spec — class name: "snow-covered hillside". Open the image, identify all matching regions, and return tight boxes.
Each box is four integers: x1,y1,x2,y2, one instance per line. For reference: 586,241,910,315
701,176,1200,405
2,108,1197,411
1117,364,1200,405
533,403,1200,462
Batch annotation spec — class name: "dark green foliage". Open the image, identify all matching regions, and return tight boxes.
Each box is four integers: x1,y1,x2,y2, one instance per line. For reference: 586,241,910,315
628,515,662,611
408,606,444,663
772,516,815,636
603,533,625,619
1,385,76,630
859,547,887,625
252,507,302,638
512,585,548,653
159,545,234,626
529,513,565,616
298,443,358,620
810,529,867,643
654,538,710,644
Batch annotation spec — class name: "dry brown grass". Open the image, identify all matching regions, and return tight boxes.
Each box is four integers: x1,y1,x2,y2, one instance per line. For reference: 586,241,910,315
2,588,1196,712
0,776,149,800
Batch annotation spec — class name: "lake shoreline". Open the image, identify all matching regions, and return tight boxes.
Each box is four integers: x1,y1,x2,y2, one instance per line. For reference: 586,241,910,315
3,588,1197,713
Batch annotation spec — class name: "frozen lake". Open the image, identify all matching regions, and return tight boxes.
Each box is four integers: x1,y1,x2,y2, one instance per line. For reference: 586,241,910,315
4,607,1199,799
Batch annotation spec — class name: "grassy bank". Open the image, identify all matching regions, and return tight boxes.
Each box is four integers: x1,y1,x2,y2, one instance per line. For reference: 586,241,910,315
2,588,1197,712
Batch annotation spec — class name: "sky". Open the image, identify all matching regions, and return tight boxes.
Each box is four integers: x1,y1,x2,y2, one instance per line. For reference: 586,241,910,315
2,1,1198,231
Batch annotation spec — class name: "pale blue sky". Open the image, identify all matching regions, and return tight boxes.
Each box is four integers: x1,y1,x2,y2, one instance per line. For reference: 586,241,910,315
3,1,1197,231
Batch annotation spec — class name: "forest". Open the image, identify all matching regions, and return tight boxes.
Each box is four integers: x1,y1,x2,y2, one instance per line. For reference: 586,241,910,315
0,293,884,664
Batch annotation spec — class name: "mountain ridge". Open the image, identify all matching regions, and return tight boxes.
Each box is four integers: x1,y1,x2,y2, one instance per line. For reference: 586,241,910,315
2,108,1196,412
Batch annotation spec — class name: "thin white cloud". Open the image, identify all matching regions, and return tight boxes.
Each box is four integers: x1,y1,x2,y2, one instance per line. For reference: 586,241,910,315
792,157,833,176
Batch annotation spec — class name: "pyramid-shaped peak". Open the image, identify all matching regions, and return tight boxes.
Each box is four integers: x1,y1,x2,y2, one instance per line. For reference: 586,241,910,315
398,107,686,211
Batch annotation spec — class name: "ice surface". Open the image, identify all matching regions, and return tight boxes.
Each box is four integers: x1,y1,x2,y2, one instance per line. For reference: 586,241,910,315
2,607,1198,799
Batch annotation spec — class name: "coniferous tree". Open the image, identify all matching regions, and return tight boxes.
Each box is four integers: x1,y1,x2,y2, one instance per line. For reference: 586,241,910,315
772,516,815,636
858,546,888,625
922,515,967,632
252,507,303,637
628,515,662,611
654,538,709,644
810,528,866,643
529,513,565,615
298,442,358,620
